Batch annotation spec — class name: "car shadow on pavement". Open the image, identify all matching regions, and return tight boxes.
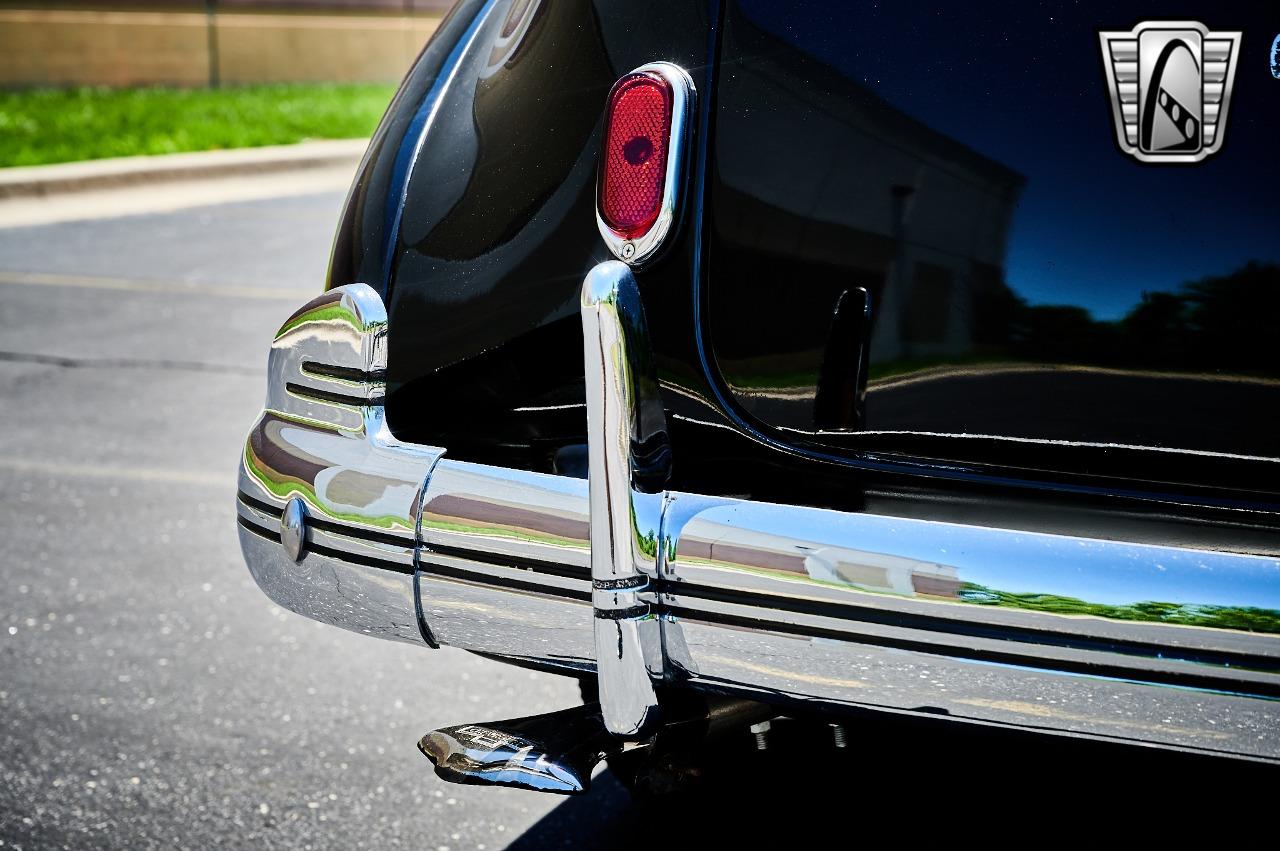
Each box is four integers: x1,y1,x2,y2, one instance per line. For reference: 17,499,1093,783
508,711,1278,845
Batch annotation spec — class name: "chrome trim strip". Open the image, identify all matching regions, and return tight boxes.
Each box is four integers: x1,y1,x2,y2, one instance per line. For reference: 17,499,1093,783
238,280,1280,759
595,62,695,267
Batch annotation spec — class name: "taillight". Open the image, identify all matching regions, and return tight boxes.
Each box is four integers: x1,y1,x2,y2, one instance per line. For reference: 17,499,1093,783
596,63,694,265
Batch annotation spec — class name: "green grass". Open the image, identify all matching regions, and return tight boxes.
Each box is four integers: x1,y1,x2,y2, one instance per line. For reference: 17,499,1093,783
0,83,397,167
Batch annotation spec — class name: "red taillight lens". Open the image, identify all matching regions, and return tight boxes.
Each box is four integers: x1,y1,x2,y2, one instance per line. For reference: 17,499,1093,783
598,72,674,239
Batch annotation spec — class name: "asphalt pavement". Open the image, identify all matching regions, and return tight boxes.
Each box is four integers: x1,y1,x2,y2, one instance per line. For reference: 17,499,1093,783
0,188,633,849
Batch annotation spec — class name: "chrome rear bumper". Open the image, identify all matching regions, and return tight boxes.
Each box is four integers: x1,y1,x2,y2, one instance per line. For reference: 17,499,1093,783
238,268,1280,761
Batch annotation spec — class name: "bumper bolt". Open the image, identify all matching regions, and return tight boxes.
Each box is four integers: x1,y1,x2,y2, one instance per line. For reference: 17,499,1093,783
281,496,308,562
830,723,847,749
749,720,771,751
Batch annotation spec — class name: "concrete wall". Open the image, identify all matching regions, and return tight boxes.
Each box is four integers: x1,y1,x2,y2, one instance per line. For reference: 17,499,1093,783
0,8,442,88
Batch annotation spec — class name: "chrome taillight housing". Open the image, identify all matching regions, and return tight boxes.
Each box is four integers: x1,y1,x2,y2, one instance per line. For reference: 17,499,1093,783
596,62,694,266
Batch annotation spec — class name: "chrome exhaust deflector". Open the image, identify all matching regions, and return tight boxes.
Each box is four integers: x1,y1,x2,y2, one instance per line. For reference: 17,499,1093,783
418,703,619,795
238,266,1280,762
417,695,772,795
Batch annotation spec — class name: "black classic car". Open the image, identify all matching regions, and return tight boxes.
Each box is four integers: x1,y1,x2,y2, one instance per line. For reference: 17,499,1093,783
236,0,1280,792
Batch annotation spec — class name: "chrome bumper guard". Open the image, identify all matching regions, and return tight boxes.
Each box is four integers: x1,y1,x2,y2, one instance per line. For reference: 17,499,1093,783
238,264,1280,761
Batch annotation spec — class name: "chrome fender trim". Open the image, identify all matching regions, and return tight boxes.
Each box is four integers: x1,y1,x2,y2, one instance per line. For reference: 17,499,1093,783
238,275,1280,760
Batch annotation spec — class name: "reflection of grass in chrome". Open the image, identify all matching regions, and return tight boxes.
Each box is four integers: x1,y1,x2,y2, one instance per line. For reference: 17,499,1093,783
242,441,414,534
423,518,586,552
960,583,1280,634
275,303,364,339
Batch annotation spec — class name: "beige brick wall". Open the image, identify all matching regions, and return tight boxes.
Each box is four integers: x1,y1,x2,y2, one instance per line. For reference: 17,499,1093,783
215,13,439,84
0,9,440,88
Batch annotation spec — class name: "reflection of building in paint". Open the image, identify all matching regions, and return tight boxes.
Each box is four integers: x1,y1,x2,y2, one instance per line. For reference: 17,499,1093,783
867,126,1024,364
710,14,1025,433
717,70,1025,363
711,8,1280,456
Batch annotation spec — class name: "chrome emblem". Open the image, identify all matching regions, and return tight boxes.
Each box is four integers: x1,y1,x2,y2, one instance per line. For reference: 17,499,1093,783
1099,21,1241,163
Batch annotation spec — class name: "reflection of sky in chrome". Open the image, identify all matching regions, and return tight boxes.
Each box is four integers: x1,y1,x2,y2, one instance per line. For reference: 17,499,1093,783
689,501,1280,611
739,1,1280,320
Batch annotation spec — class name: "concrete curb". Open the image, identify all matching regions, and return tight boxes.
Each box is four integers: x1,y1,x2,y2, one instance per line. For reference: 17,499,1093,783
0,139,369,200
